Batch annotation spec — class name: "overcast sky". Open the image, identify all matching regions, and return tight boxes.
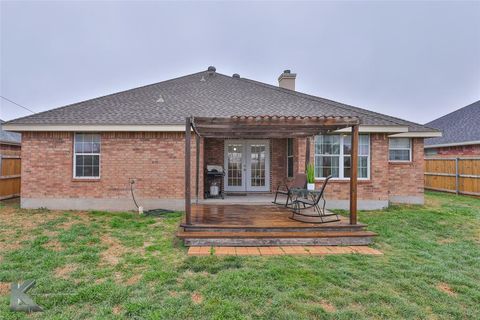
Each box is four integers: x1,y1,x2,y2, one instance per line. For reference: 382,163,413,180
1,1,479,124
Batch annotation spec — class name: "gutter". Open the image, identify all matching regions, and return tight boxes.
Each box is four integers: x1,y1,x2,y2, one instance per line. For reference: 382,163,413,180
424,140,480,149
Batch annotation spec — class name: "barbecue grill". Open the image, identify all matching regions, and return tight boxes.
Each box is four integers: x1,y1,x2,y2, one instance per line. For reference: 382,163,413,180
205,165,224,199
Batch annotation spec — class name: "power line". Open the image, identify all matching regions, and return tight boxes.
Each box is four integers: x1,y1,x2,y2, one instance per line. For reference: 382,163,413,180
0,96,36,114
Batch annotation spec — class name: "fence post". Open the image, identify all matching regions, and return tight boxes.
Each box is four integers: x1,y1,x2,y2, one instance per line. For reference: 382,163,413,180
455,158,459,195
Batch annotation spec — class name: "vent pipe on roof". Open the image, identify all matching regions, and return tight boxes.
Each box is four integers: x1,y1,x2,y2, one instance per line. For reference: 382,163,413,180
207,66,216,75
278,69,296,91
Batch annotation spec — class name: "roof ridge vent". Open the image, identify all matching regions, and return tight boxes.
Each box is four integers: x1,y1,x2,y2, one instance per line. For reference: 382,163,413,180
232,73,240,79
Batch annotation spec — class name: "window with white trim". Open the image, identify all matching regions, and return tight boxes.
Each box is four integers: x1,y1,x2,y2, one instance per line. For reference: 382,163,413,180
287,138,294,178
314,134,370,179
389,138,411,161
74,133,100,178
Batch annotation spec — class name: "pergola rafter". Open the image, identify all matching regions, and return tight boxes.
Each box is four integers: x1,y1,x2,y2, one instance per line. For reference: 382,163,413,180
185,115,361,226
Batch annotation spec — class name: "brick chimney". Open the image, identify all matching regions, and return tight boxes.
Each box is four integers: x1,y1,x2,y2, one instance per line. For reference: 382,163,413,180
278,69,296,90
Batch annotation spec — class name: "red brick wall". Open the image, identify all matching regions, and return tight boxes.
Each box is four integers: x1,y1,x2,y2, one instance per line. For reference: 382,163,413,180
388,138,424,199
21,132,424,205
310,134,390,201
21,132,202,200
271,138,287,190
310,134,424,202
426,144,480,158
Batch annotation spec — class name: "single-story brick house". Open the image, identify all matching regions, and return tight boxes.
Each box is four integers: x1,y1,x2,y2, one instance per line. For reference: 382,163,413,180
425,100,480,157
3,67,441,211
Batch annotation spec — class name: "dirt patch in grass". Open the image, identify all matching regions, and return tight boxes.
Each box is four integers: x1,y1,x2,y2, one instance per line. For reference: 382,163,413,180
100,235,127,265
125,274,142,286
437,283,457,296
425,197,443,209
0,282,10,296
437,238,456,244
112,305,123,315
54,264,77,279
191,292,203,304
319,301,336,313
43,239,63,251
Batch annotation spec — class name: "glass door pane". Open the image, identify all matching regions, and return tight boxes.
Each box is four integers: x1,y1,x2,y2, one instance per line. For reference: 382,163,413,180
226,143,244,190
250,144,266,187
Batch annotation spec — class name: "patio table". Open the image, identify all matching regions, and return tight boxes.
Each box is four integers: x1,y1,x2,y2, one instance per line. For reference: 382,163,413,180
289,188,321,202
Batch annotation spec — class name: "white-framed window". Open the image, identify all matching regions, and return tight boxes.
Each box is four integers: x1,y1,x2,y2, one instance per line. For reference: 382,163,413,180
286,138,294,178
314,134,370,179
74,133,101,178
389,138,412,162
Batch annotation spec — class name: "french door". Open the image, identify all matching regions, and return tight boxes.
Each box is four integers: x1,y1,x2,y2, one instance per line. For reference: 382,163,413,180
224,140,270,192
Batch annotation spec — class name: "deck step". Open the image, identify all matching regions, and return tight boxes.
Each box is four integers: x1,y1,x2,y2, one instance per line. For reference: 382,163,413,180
178,229,377,247
177,230,377,239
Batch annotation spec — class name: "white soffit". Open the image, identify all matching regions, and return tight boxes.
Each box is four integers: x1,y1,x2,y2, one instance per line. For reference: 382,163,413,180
334,125,409,133
389,132,442,138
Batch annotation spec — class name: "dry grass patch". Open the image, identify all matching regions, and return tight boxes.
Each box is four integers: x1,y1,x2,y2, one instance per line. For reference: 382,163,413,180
436,282,457,296
112,304,123,315
437,238,456,244
100,235,127,266
54,263,78,279
318,301,336,313
43,239,63,251
191,292,203,304
0,282,10,296
125,274,142,286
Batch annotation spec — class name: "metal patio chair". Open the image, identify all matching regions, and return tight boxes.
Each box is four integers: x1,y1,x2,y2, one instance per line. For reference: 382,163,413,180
272,173,307,207
291,175,339,223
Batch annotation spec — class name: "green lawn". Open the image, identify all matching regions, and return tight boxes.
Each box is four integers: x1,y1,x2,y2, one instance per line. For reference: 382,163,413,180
0,191,479,319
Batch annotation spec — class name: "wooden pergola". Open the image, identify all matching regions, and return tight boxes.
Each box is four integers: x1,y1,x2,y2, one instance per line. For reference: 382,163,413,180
184,115,361,226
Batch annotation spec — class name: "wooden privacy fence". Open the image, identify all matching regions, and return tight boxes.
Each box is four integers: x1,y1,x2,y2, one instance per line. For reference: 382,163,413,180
424,158,480,196
0,155,21,200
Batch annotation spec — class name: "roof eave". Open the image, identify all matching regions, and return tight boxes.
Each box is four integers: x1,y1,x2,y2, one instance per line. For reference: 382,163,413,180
1,124,186,132
389,131,442,138
424,140,480,149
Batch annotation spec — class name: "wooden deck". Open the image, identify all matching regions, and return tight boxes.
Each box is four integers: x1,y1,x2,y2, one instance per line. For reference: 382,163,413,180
178,204,377,247
182,204,360,229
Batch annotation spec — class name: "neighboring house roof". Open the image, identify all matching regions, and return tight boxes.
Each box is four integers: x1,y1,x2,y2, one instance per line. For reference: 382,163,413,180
0,119,21,145
3,68,437,134
425,100,480,148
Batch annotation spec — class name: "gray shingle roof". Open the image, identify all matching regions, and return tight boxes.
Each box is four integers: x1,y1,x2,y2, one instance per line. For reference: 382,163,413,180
425,100,480,146
5,69,435,132
0,120,21,144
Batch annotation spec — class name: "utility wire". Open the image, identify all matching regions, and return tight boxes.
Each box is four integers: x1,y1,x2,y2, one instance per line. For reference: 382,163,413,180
0,95,36,114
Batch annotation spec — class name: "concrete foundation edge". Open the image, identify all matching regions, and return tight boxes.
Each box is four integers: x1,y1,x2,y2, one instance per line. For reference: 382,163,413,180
21,198,186,212
20,197,395,211
389,195,424,205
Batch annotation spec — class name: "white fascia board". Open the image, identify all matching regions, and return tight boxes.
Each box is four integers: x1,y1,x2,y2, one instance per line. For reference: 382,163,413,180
424,140,480,149
1,124,186,132
334,125,408,133
389,132,442,138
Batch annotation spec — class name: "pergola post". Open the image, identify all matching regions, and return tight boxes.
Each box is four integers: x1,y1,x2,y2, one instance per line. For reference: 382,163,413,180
185,117,192,225
349,124,359,225
195,134,200,204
